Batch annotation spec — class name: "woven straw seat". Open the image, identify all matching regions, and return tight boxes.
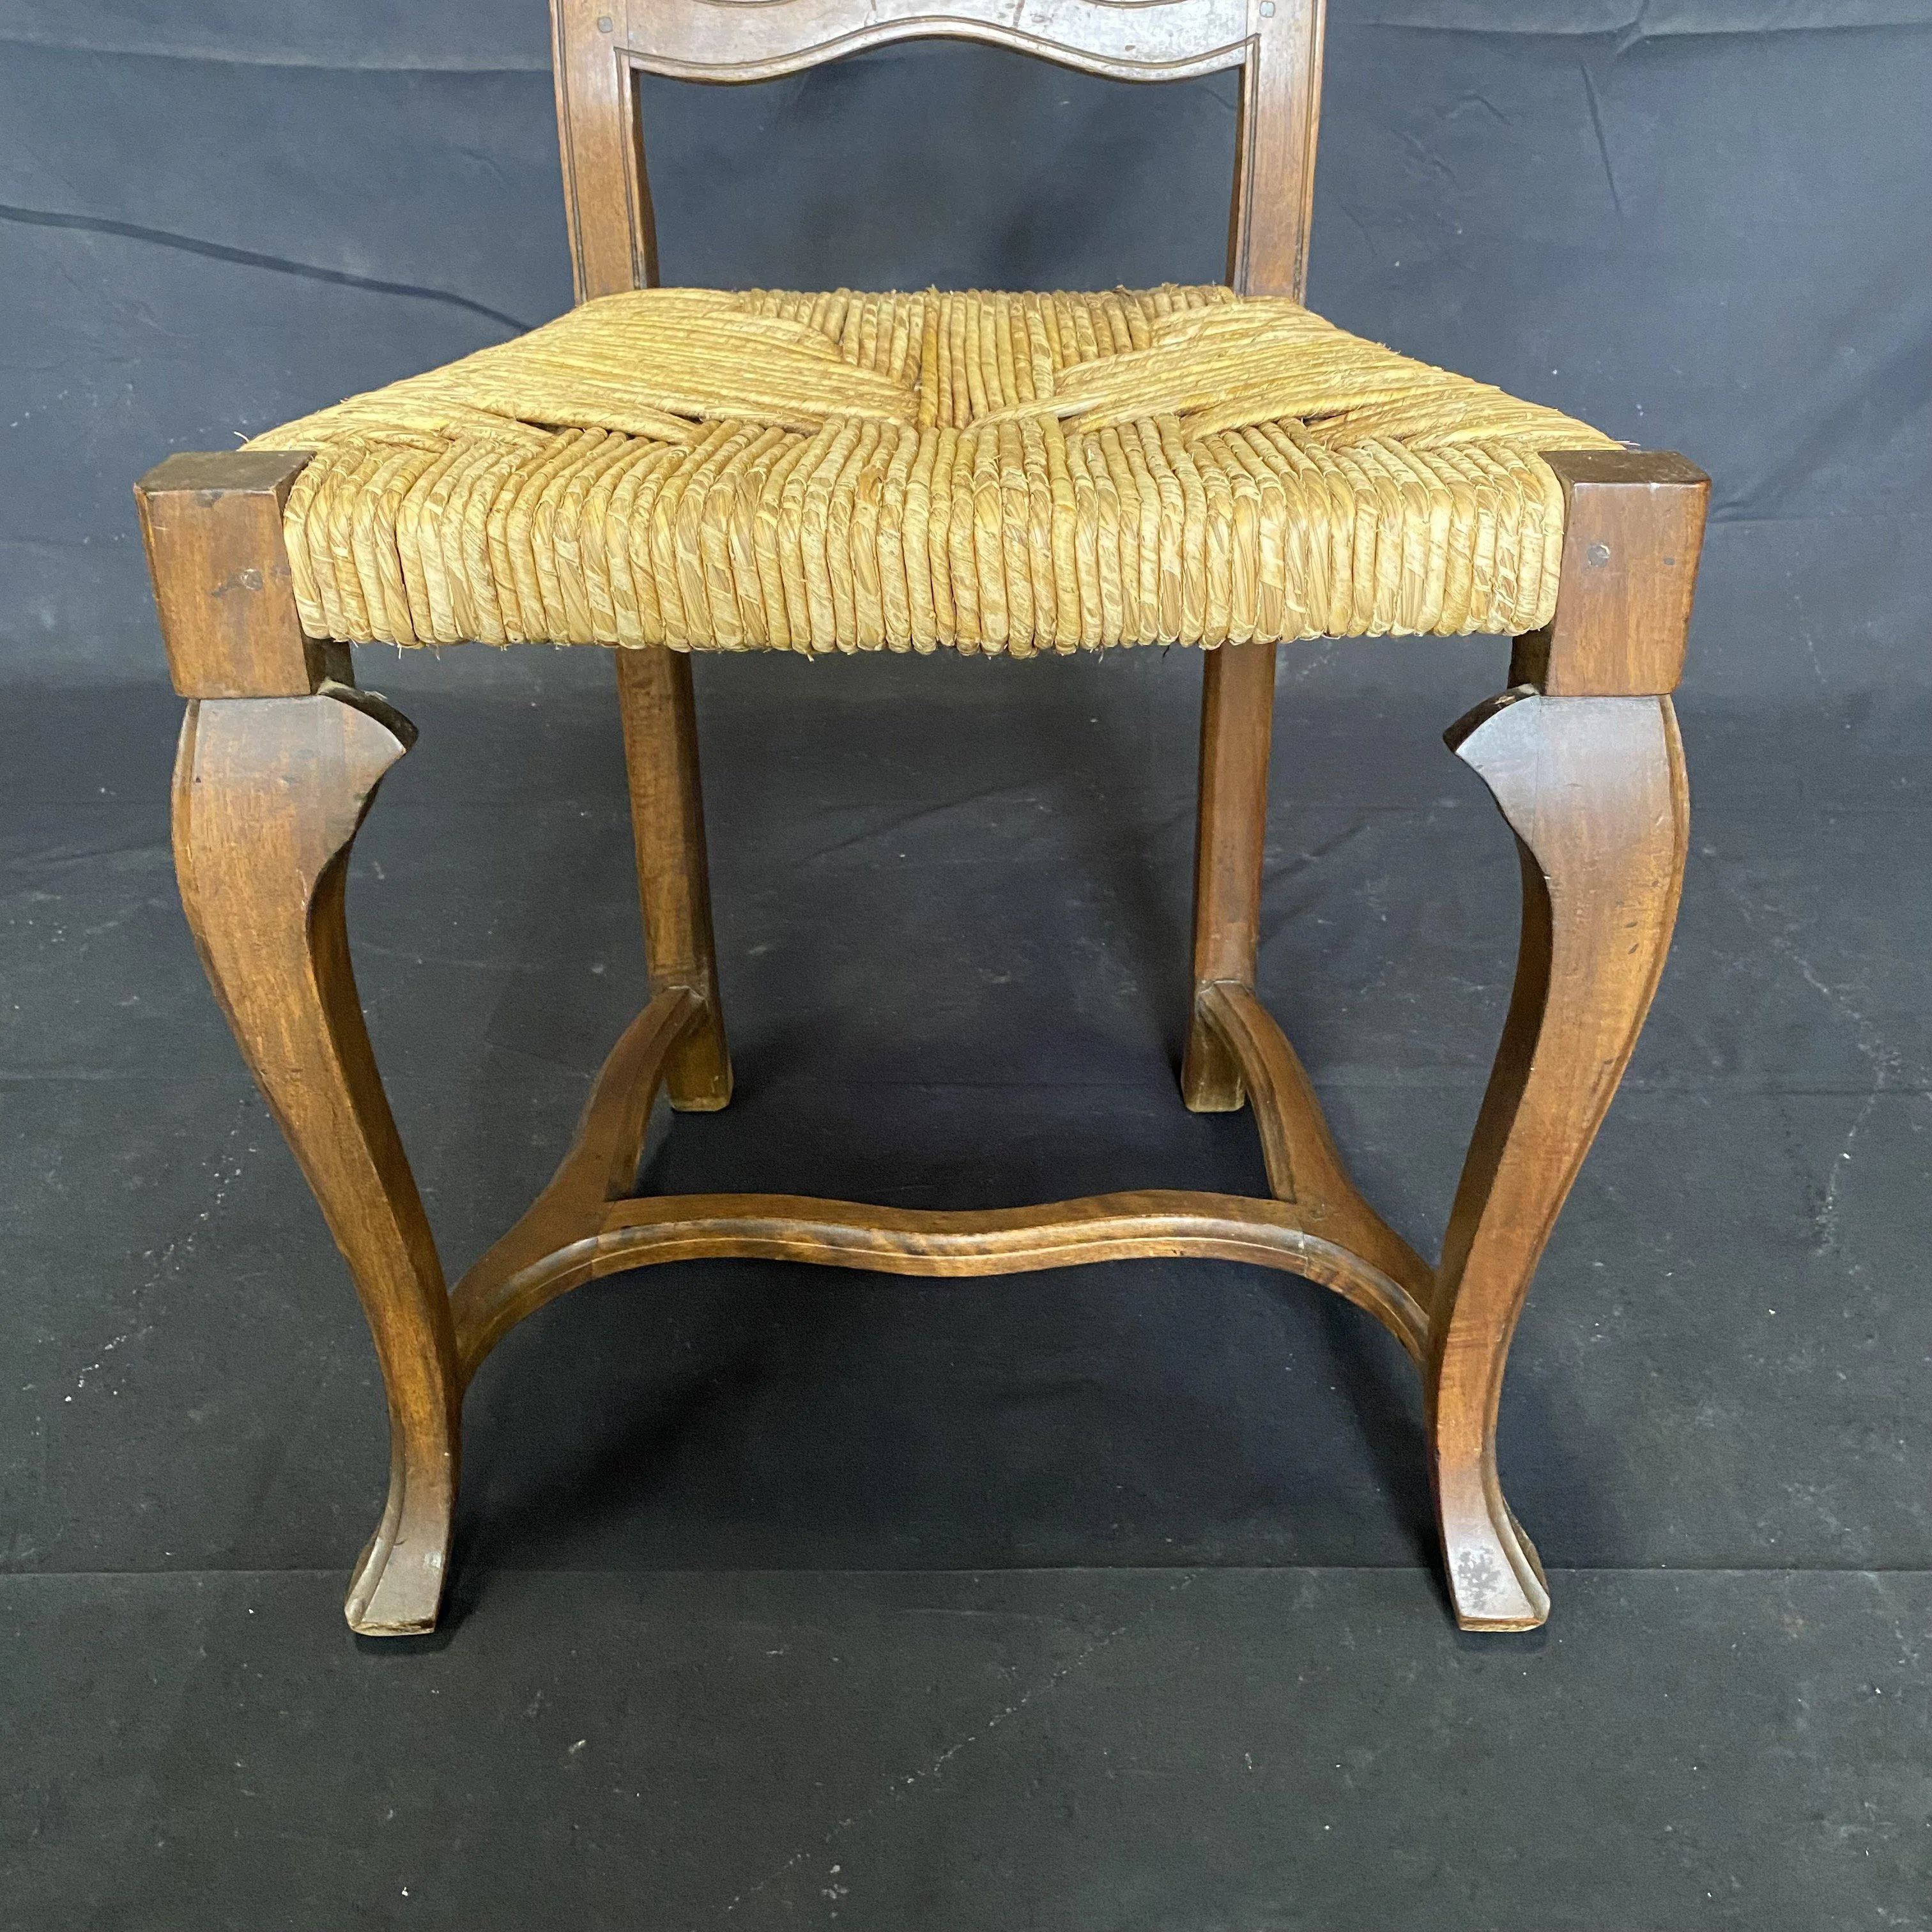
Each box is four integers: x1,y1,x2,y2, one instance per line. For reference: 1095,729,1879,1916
257,284,1618,656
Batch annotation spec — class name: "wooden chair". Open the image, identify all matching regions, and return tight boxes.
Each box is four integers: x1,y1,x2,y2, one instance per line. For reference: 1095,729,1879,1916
135,0,1705,1636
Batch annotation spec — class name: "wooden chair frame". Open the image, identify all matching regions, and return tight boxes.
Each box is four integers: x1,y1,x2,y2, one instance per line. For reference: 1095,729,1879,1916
135,0,1706,1635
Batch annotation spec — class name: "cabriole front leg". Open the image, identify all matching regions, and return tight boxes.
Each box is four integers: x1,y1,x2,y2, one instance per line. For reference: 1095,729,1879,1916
1428,447,1706,1630
1431,690,1690,1628
172,689,460,1634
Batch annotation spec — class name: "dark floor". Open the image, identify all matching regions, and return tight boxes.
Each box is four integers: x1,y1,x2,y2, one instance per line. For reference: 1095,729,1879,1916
3,641,1928,1929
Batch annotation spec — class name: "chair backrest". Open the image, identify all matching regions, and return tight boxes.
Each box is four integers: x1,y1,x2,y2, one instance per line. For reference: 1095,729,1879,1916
551,0,1325,304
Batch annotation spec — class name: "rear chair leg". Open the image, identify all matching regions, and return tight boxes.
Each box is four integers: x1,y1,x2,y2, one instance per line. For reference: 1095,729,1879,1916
141,452,461,1635
617,647,732,1110
1429,450,1706,1629
1183,639,1278,1110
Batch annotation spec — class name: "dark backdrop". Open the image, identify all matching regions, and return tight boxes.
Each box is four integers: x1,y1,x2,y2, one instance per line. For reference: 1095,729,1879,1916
6,12,1932,1922
1,0,1928,697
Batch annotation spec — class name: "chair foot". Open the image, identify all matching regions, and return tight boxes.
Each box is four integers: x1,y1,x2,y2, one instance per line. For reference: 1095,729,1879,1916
667,1062,733,1112
1181,1016,1246,1112
1434,1463,1553,1630
346,1448,456,1636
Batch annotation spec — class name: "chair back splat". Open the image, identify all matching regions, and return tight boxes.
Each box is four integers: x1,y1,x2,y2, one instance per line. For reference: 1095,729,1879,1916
550,0,1325,301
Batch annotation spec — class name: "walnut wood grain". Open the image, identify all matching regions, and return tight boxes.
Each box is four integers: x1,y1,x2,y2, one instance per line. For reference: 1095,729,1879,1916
135,450,346,698
1512,450,1710,698
173,686,460,1635
618,0,1254,84
1423,451,1703,1629
583,1188,1426,1352
456,1184,1425,1374
553,0,650,300
1431,690,1690,1629
1229,0,1324,297
451,979,1430,1376
553,0,1327,305
616,647,733,1110
450,986,704,1379
1197,982,1432,1355
1181,638,1278,1110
